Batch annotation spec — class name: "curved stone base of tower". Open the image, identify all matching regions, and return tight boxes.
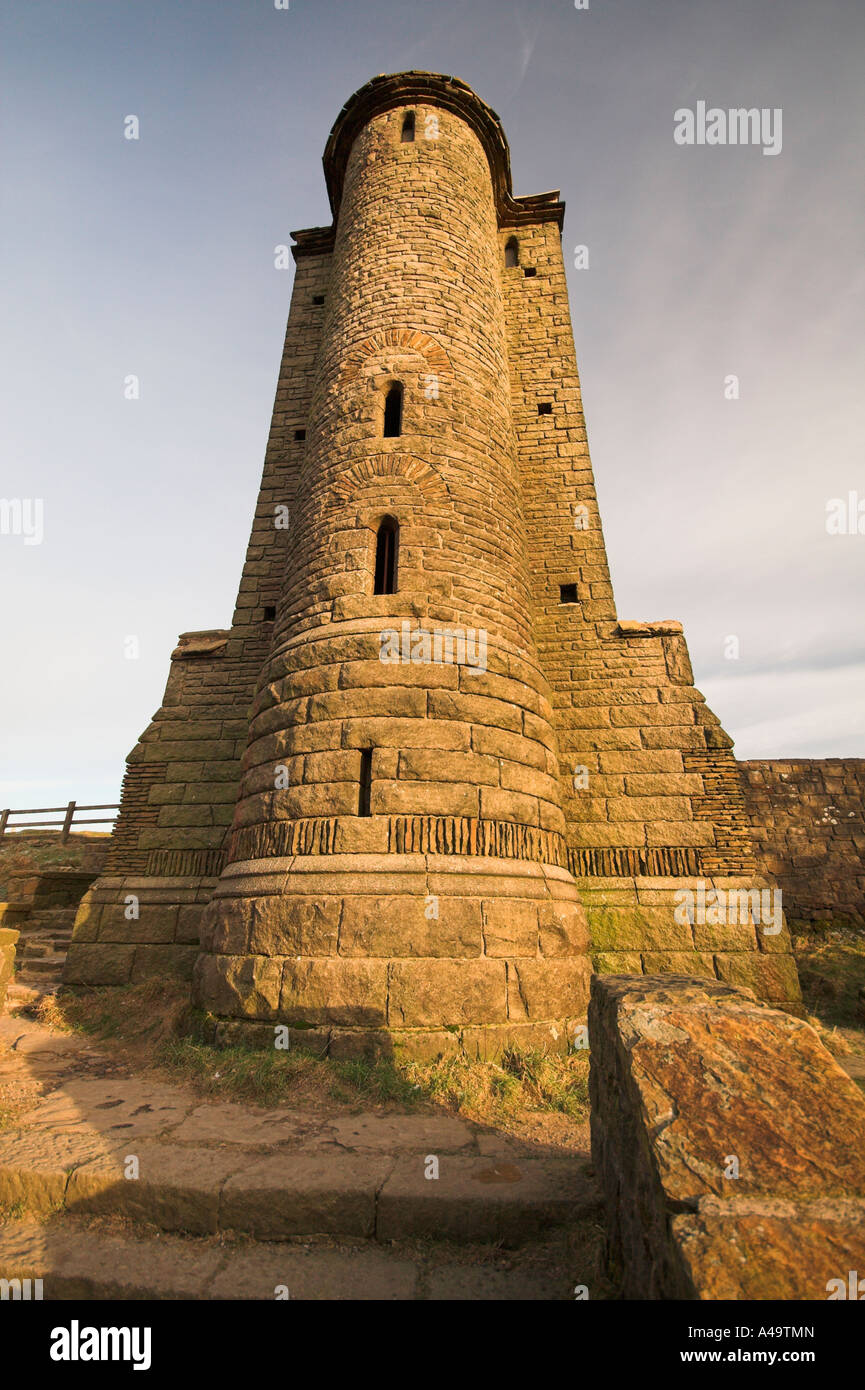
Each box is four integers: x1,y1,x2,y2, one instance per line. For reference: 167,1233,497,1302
192,847,591,1059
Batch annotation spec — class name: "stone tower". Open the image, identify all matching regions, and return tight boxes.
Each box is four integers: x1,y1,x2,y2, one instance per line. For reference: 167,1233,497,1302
64,73,801,1052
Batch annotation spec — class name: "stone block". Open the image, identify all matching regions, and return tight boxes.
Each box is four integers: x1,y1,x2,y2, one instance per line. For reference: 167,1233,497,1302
339,895,482,958
388,959,507,1028
585,905,693,952
507,959,590,1021
98,905,178,945
0,928,19,1006
200,898,252,954
280,958,388,1027
194,953,282,1020
481,899,538,957
248,896,341,957
388,1029,462,1063
63,944,135,986
640,951,715,977
132,944,198,982
715,952,802,1003
593,951,642,974
539,900,589,956
589,975,865,1299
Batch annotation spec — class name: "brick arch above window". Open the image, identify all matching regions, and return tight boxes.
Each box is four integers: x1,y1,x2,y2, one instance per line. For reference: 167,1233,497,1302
330,452,450,503
341,329,452,382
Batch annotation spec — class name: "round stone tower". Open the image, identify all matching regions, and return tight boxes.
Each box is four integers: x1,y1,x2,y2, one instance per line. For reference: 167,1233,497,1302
193,73,591,1057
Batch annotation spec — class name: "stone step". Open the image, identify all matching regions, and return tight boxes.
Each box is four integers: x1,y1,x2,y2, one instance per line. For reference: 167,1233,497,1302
17,954,67,978
19,934,71,956
0,1143,599,1246
0,1215,590,1300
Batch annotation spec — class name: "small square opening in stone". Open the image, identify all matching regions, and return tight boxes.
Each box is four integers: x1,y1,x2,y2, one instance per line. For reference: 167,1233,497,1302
263,606,276,621
538,401,553,415
294,429,306,441
524,267,537,277
312,295,325,305
559,584,578,604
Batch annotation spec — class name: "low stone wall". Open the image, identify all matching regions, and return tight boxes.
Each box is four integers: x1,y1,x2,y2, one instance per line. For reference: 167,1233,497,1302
741,759,865,928
589,974,865,1299
0,925,18,1011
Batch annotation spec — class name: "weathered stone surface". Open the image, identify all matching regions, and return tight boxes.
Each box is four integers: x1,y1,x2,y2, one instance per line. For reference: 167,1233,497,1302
131,943,197,982
280,958,388,1027
481,900,538,957
590,975,865,1299
193,953,281,1020
339,895,482,958
672,1197,865,1301
249,895,341,956
0,1217,225,1300
539,901,588,957
68,1143,240,1235
388,1028,461,1062
460,1020,577,1060
584,905,694,953
714,950,802,1003
507,959,591,1021
207,1242,419,1300
62,943,134,986
377,1155,599,1243
387,959,507,1028
221,1155,392,1238
742,759,865,930
326,1115,474,1154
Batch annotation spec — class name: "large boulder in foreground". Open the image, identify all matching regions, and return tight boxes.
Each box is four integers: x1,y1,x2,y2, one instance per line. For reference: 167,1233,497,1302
589,974,865,1299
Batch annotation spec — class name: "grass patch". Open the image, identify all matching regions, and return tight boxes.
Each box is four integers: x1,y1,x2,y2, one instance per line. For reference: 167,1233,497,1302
792,925,865,1041
403,1047,590,1127
39,980,590,1135
38,978,191,1051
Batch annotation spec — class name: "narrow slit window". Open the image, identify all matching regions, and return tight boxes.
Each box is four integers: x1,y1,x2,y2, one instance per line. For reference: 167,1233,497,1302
383,383,403,437
560,584,578,604
504,237,519,268
358,748,373,816
374,516,398,595
401,112,415,142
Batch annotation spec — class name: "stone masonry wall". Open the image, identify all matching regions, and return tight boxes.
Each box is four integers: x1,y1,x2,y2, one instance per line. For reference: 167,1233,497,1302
63,247,333,986
589,974,865,1299
501,216,800,1007
192,88,592,1050
64,72,809,1016
740,759,865,929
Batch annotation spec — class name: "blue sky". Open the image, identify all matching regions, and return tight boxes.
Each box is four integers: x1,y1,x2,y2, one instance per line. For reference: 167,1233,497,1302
1,0,863,814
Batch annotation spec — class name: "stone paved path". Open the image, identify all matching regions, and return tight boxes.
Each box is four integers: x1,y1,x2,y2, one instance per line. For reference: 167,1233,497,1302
0,1014,606,1300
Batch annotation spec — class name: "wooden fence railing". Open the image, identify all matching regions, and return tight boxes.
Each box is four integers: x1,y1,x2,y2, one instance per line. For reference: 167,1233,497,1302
0,802,119,842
